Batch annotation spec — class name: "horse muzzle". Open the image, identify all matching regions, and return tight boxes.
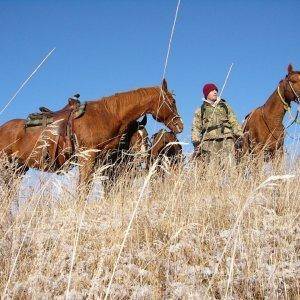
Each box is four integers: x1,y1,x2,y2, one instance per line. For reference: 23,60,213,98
167,116,184,133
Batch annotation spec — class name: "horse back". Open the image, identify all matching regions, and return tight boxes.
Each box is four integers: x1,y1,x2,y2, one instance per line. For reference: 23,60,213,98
73,101,121,148
0,115,72,170
0,119,26,153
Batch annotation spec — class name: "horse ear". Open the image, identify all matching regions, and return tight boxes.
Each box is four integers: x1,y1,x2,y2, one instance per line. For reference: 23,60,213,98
139,115,147,126
162,78,168,91
287,64,294,74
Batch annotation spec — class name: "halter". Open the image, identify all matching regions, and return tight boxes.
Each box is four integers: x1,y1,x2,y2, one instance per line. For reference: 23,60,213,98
288,80,300,102
156,87,182,127
277,76,300,111
277,86,290,111
166,115,182,128
260,75,300,141
277,76,300,129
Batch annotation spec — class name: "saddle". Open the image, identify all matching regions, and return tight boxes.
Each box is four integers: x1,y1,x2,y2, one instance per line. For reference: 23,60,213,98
25,96,86,169
26,99,86,127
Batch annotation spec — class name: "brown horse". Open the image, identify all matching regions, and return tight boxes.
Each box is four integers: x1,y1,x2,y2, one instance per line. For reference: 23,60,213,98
0,79,183,190
149,129,183,173
101,115,149,193
243,64,300,160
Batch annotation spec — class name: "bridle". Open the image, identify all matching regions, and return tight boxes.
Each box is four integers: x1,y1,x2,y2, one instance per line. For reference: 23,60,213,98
156,87,182,128
277,76,300,110
166,114,182,128
261,74,300,141
277,75,300,129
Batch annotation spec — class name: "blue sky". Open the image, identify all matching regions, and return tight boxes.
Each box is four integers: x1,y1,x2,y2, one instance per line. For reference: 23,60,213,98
1,0,300,153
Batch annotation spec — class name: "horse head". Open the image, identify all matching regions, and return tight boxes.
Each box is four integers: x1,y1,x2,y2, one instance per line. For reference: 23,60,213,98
150,129,182,160
279,64,300,104
128,115,149,154
150,79,184,134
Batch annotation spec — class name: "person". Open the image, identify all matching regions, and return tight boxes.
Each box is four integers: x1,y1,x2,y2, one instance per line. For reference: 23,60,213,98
191,83,243,163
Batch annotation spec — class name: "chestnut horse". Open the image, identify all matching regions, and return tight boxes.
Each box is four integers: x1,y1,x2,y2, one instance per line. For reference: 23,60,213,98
149,129,183,172
243,64,300,160
0,79,183,190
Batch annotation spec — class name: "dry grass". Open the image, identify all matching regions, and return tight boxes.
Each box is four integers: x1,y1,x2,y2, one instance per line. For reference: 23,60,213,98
0,151,299,299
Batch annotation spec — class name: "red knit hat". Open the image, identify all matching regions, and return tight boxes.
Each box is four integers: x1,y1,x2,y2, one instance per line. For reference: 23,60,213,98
203,83,218,99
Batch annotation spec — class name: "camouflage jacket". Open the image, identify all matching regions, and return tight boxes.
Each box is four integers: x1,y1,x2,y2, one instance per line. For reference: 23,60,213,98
191,99,242,145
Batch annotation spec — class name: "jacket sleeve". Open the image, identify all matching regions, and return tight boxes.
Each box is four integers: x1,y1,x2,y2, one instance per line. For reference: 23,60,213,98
226,103,243,137
191,107,202,145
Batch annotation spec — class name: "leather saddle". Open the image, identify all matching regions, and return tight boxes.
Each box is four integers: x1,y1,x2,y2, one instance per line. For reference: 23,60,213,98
25,95,86,169
27,98,84,125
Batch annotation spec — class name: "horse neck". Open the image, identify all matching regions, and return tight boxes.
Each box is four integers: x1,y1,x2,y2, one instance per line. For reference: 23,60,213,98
110,87,159,125
263,89,287,124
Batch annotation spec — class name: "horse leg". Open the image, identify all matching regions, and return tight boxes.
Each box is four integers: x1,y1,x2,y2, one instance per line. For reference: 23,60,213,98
235,133,248,165
271,148,284,173
102,165,116,198
77,152,97,201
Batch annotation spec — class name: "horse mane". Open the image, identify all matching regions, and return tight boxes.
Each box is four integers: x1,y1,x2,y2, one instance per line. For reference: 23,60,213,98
287,71,300,76
244,108,259,123
244,112,252,120
101,86,160,104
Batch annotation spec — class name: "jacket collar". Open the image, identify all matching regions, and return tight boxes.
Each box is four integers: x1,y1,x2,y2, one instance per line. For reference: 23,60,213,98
203,97,221,107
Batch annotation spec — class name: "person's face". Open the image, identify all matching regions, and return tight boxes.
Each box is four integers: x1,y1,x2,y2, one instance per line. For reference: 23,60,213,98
206,89,218,102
